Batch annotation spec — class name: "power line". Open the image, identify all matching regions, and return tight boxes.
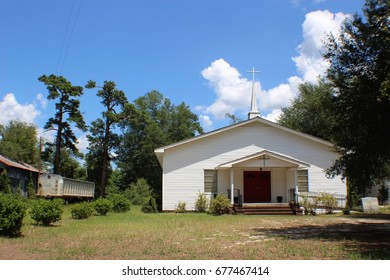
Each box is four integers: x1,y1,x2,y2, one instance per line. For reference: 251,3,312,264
55,0,83,75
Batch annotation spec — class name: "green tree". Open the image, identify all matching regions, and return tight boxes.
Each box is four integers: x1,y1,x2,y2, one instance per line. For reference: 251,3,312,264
278,81,335,140
0,121,39,166
40,141,85,180
0,170,12,194
118,91,203,201
38,74,87,175
85,81,127,197
323,0,390,203
85,131,105,194
27,174,36,199
59,149,86,179
105,169,123,195
124,178,154,205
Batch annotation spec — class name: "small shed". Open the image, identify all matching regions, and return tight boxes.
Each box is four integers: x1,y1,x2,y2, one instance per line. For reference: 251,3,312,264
0,154,40,197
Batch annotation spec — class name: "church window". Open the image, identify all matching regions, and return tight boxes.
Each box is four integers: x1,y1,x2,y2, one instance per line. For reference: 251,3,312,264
204,170,217,193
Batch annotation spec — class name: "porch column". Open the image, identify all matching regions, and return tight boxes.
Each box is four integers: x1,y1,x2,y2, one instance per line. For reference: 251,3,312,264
230,168,234,204
294,168,298,202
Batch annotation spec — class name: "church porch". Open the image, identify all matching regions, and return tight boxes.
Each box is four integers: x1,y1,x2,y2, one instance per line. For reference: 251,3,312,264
213,150,309,214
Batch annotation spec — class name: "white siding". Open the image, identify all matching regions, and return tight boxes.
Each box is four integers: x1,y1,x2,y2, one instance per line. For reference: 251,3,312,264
271,168,287,203
286,168,297,198
161,122,346,210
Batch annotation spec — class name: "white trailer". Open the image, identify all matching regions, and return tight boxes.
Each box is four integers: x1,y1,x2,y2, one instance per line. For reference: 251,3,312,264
38,174,95,199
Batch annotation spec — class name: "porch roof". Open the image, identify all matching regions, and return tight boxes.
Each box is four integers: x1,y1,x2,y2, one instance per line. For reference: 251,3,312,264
215,149,310,169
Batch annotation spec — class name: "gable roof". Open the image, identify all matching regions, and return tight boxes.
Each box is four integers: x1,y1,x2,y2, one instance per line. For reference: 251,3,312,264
216,149,311,169
155,117,333,161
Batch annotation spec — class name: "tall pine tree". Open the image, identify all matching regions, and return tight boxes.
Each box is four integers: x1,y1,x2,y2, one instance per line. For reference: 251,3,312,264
85,81,128,197
39,74,87,175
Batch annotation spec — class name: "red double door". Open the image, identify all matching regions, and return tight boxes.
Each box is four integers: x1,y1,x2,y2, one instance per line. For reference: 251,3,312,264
243,171,271,203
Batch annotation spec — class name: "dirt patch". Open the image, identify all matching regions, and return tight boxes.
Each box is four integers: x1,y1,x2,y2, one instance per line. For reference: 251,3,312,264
0,242,47,260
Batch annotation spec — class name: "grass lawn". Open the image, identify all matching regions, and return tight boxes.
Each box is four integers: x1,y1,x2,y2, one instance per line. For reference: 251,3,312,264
1,205,390,260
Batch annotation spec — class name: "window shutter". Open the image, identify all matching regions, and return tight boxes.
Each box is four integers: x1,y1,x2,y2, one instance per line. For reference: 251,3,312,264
204,170,217,193
297,169,308,192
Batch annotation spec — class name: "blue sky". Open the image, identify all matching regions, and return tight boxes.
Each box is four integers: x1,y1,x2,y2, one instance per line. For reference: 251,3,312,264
0,0,365,152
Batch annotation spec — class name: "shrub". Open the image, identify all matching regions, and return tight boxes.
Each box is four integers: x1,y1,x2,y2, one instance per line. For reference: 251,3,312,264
299,193,317,215
194,192,208,213
0,193,27,237
93,198,112,216
347,188,360,209
317,192,337,214
124,178,154,205
109,193,131,213
378,184,389,205
105,182,121,197
30,199,63,226
342,208,351,215
27,175,36,199
208,194,230,215
175,201,187,213
71,202,94,219
141,197,158,213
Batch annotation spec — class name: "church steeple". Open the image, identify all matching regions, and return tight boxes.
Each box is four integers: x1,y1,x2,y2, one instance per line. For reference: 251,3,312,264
247,67,260,119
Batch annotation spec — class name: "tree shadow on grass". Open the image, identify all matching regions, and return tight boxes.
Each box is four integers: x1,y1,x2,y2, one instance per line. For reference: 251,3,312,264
348,213,390,220
252,219,390,259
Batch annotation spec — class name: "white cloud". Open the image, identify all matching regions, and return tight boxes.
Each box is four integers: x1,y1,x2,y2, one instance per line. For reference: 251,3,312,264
201,59,255,120
36,93,48,109
0,93,40,125
199,58,295,123
264,108,283,123
292,10,349,82
260,76,303,111
37,127,56,143
198,10,349,125
199,59,264,125
199,115,213,130
76,133,89,154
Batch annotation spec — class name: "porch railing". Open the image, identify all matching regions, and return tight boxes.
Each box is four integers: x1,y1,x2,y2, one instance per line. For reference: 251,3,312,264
288,188,298,203
227,189,242,206
293,190,347,209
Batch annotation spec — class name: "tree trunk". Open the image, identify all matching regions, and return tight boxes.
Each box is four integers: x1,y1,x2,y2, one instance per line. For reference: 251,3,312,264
100,119,110,197
53,113,63,175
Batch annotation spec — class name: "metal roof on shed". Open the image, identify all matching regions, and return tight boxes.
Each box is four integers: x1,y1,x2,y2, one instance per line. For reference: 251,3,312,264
0,154,40,173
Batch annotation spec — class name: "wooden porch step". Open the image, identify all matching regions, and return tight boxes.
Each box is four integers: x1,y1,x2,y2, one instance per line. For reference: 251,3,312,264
239,209,295,215
242,211,295,215
233,203,301,215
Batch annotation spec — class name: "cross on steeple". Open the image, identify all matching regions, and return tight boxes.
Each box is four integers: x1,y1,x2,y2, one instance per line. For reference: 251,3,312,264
247,67,260,119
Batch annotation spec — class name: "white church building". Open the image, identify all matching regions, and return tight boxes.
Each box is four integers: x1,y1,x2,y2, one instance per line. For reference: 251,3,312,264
155,70,346,211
